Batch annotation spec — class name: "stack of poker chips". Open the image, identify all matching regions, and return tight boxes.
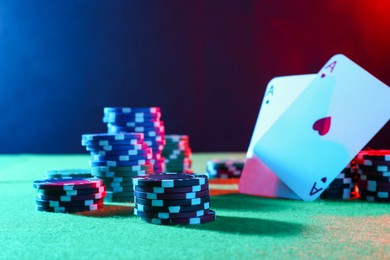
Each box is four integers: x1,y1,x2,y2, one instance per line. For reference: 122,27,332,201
104,107,166,173
320,164,356,200
81,133,154,202
133,172,216,225
33,176,106,213
356,150,390,203
206,159,245,179
162,135,192,173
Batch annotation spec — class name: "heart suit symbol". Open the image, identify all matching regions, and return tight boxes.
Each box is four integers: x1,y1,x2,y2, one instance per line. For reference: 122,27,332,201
313,116,331,136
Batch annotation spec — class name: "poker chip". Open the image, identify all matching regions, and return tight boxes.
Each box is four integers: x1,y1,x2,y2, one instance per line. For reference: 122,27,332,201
104,107,161,114
37,186,105,196
134,189,210,200
362,159,390,166
138,210,216,225
361,150,390,162
134,183,209,194
91,153,152,162
133,173,207,188
206,159,245,179
89,159,151,167
359,174,390,182
37,191,106,201
36,203,104,213
134,208,209,219
35,197,105,207
82,133,144,141
33,177,103,190
357,164,389,172
133,172,215,225
135,202,210,213
33,176,106,213
46,169,93,179
86,144,148,151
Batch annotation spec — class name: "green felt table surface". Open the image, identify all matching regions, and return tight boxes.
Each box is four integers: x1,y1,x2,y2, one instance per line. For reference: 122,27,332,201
0,153,388,259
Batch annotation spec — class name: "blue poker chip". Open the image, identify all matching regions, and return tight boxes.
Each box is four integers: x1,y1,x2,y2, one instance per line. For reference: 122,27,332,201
37,191,106,201
90,147,152,156
137,209,216,225
106,128,165,138
37,186,106,196
35,203,104,213
82,133,144,141
99,175,135,183
134,196,210,207
89,159,151,167
86,143,149,152
134,208,209,219
35,197,105,207
107,122,164,128
134,189,209,200
90,153,152,162
133,173,208,188
105,186,135,193
104,111,161,119
107,125,165,132
357,164,390,172
103,117,161,124
82,139,144,147
134,183,209,194
134,202,210,213
33,177,103,190
104,107,161,114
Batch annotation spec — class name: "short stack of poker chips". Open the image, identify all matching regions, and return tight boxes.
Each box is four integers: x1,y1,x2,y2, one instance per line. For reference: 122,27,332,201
81,133,154,202
162,135,192,173
33,177,106,213
355,150,390,202
206,159,245,179
320,164,356,200
133,172,216,225
104,107,166,173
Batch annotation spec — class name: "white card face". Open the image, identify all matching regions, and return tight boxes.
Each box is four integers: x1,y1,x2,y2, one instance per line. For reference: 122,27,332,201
253,54,390,201
240,74,316,199
246,74,316,157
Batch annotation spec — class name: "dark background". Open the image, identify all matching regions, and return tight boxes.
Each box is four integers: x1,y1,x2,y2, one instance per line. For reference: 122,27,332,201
0,0,389,153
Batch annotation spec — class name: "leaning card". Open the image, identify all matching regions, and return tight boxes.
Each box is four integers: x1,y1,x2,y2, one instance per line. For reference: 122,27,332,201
253,54,390,201
240,74,316,199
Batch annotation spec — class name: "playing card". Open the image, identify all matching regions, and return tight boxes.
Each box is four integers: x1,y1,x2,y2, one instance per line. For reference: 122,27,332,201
239,74,316,199
253,54,390,201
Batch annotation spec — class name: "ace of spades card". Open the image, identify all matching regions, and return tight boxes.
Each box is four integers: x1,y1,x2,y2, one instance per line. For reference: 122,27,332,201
239,54,390,201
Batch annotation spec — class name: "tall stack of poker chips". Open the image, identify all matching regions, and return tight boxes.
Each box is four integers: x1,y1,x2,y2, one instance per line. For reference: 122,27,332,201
81,133,154,202
162,135,192,173
104,107,166,173
33,177,106,213
320,164,356,200
355,150,390,202
133,173,216,225
206,159,245,179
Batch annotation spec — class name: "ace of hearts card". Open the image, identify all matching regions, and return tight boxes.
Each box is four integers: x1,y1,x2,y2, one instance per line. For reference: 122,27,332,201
239,54,390,201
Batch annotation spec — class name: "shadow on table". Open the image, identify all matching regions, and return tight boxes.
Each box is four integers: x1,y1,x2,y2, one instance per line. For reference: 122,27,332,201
75,204,134,218
186,215,306,236
211,193,291,212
